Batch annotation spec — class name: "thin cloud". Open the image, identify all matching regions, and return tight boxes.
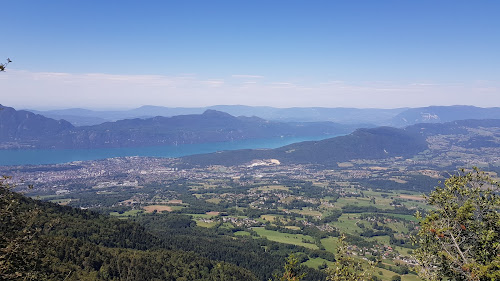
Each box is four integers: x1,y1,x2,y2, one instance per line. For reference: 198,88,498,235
270,82,296,88
231,74,264,79
2,70,499,109
201,79,225,87
410,83,438,86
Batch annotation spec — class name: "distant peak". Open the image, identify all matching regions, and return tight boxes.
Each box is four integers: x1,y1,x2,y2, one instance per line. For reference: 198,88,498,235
202,109,233,117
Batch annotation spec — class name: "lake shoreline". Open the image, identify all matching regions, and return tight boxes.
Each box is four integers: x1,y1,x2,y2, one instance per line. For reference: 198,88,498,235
0,135,341,166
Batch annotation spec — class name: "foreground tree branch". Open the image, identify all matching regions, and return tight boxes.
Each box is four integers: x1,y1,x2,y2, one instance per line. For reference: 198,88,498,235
0,58,12,71
414,168,500,281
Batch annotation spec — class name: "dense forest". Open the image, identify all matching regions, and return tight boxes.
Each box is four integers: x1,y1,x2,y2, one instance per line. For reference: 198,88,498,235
0,187,259,280
0,179,325,280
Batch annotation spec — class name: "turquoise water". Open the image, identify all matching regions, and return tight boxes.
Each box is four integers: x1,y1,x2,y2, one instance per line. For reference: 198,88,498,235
0,135,339,166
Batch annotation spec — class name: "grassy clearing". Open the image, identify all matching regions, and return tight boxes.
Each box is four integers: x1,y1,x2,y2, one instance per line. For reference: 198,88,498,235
260,214,277,222
196,221,216,228
386,221,408,233
219,222,234,229
401,274,421,281
303,257,421,281
190,213,218,219
402,200,429,210
366,235,391,246
255,185,289,191
234,231,251,236
252,227,318,249
332,214,363,234
321,237,338,253
49,198,72,205
372,267,403,281
280,196,295,204
290,208,323,217
206,198,222,204
37,195,64,200
394,246,413,256
388,214,419,222
303,257,333,269
110,210,144,217
335,196,395,210
361,190,394,206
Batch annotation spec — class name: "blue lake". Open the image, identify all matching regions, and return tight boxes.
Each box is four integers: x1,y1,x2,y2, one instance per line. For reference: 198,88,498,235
0,135,339,166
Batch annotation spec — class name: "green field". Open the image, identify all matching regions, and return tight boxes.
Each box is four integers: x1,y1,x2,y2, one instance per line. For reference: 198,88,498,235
331,214,363,234
303,257,333,269
234,231,251,236
290,208,323,217
109,209,143,217
252,227,318,249
320,237,339,253
190,213,219,219
254,185,290,191
388,213,419,222
37,195,64,200
366,235,391,245
49,198,72,205
196,220,216,228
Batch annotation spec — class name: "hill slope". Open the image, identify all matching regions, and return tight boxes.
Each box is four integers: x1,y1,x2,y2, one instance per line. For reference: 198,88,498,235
0,104,74,148
182,126,429,167
0,185,258,280
1,180,327,280
182,118,500,167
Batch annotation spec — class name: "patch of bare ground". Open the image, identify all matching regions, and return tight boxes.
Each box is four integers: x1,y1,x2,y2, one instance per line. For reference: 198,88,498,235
399,194,425,201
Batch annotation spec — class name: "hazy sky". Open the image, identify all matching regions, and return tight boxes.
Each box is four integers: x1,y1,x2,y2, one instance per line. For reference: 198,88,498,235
2,0,500,109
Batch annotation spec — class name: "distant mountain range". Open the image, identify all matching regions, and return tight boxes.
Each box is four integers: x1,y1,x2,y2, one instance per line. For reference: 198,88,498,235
181,119,500,167
28,105,402,126
389,105,500,127
0,105,362,149
28,105,500,127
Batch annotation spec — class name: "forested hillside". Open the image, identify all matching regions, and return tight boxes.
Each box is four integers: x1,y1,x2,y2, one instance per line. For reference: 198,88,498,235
181,126,428,167
0,178,327,280
0,181,260,280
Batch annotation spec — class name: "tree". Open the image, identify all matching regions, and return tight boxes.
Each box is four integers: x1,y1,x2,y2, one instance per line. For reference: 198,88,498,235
0,176,46,280
390,275,401,281
414,168,500,281
273,254,306,281
326,234,374,281
0,58,12,71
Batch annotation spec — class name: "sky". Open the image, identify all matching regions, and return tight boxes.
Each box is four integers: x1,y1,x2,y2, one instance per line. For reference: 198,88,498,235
1,0,500,110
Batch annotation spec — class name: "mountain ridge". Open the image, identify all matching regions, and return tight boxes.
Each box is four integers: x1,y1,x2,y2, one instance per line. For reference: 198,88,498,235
181,126,430,167
27,105,500,128
0,105,360,149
